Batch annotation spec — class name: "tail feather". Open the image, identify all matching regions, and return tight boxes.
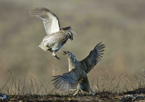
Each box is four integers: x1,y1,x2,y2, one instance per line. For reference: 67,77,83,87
52,69,80,91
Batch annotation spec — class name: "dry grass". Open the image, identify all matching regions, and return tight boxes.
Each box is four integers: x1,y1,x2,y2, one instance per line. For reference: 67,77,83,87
1,70,145,101
0,1,145,101
1,69,145,94
1,69,145,101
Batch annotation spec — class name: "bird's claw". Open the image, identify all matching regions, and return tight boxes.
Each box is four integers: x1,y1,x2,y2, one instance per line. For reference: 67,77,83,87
55,56,60,60
52,52,60,60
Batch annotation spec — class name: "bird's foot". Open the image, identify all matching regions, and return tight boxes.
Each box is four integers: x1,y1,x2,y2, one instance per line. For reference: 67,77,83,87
90,89,95,95
55,55,60,60
91,92,95,96
73,90,79,96
52,52,60,60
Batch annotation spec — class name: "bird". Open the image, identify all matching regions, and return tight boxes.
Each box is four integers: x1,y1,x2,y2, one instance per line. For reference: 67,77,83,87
52,42,105,95
29,7,76,60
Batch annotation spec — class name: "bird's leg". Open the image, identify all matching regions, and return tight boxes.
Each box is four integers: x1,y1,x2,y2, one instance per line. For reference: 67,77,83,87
47,46,60,60
52,52,60,60
73,89,80,96
55,55,60,60
47,46,52,52
80,90,84,95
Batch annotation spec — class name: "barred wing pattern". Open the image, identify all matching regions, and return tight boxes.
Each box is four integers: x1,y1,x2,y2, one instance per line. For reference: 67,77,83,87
81,42,105,73
29,7,60,35
52,42,105,95
52,68,81,91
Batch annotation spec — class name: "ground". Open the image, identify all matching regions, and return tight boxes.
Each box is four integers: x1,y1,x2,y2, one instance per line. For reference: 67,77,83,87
2,88,145,102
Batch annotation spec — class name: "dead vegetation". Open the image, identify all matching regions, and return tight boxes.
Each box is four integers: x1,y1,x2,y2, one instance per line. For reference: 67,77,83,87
1,90,145,101
1,69,145,101
0,0,145,101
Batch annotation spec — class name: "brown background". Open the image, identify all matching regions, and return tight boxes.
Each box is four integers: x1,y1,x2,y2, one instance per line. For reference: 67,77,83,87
0,0,145,93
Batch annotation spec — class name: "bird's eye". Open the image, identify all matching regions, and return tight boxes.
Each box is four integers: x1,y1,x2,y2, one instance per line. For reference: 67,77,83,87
70,35,73,39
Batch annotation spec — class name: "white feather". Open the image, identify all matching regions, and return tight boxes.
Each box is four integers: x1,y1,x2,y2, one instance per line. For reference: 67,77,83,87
45,12,60,35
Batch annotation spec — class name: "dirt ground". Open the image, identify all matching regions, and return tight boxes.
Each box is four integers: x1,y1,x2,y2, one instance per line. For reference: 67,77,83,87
2,89,145,102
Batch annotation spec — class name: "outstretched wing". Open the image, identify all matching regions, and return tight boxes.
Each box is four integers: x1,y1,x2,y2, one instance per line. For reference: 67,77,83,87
29,7,60,35
52,68,81,91
81,42,105,73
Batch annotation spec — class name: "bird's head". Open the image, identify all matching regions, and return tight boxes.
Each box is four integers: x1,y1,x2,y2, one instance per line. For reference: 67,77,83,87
61,26,76,41
63,51,76,63
68,32,74,41
63,51,75,58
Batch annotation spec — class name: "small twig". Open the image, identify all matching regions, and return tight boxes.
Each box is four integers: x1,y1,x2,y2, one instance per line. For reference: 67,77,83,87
31,76,39,94
29,77,34,94
1,76,10,92
91,77,95,91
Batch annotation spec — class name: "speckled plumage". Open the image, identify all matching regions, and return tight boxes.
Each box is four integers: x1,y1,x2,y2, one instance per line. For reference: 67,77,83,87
52,42,105,95
38,30,73,52
29,7,75,60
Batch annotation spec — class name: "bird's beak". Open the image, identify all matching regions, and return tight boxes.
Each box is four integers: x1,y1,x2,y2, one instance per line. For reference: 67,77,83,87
63,51,67,55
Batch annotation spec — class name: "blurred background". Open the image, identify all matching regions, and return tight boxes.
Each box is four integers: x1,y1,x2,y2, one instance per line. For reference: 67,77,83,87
0,0,145,93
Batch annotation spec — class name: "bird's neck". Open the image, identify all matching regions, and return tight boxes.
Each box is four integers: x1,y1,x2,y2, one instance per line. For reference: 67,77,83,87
67,57,77,72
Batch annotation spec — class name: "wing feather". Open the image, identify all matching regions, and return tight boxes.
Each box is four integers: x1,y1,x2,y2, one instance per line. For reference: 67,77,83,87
29,7,60,35
81,42,105,73
52,68,80,91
